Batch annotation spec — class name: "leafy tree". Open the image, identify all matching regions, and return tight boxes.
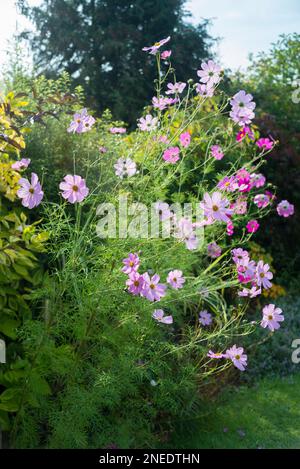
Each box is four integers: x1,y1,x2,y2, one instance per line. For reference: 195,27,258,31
18,0,215,124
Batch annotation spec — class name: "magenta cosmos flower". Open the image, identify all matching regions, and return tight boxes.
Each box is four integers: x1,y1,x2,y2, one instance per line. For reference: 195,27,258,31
122,253,140,274
256,137,274,151
211,144,224,160
67,108,95,133
11,158,31,170
167,270,185,289
163,146,180,164
236,126,254,142
137,114,158,131
59,175,89,203
256,261,273,289
277,200,294,217
225,345,247,371
17,172,44,209
126,272,144,295
199,310,212,326
197,60,221,87
142,36,171,55
207,242,222,258
152,309,173,324
246,219,260,233
179,131,191,148
200,192,232,223
166,82,186,95
261,304,284,331
141,273,167,302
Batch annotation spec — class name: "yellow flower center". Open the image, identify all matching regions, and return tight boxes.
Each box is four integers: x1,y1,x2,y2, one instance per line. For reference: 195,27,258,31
72,185,79,192
212,205,219,211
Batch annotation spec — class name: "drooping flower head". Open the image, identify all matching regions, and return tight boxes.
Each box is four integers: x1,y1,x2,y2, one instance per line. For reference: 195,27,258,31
142,36,171,55
11,158,31,171
161,50,172,60
152,309,173,324
225,345,247,371
277,200,294,218
17,172,44,209
166,270,185,289
59,175,89,203
207,351,225,359
261,304,284,331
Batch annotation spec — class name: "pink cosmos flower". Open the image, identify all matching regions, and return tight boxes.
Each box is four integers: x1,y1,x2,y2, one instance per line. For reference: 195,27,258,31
154,201,173,221
163,146,180,164
230,91,256,126
226,221,234,236
122,253,140,274
199,310,212,326
11,158,31,170
237,260,257,284
246,219,260,233
17,172,44,209
211,144,224,160
152,309,173,324
254,193,270,209
207,350,225,359
236,168,251,193
141,273,167,302
231,248,250,266
161,50,172,60
166,82,186,95
238,286,261,298
109,127,126,134
225,345,247,371
261,304,284,331
236,126,254,142
67,108,96,133
250,173,266,188
59,175,89,203
200,192,232,223
207,242,222,258
167,270,185,289
196,83,214,97
256,138,274,151
256,261,273,289
137,114,158,131
152,96,176,110
126,272,145,295
99,146,107,153
232,196,247,215
179,131,191,148
114,157,137,178
277,200,294,217
217,176,238,192
175,217,199,250
197,60,221,87
142,36,171,55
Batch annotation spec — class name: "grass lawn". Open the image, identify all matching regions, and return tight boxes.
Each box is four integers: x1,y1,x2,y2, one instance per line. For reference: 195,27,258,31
169,374,300,449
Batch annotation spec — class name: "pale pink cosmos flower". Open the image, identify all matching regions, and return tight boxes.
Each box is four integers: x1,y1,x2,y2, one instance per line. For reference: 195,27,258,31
59,175,89,203
126,272,144,295
152,96,175,111
211,144,224,160
232,196,247,215
167,270,185,289
256,261,273,289
254,193,270,209
261,304,284,331
166,82,186,95
230,90,255,111
109,127,126,134
11,158,31,170
142,36,171,55
246,219,260,233
122,253,140,274
197,60,221,87
207,242,222,258
161,50,172,60
238,286,261,298
207,351,225,359
138,114,158,132
277,200,294,217
230,91,256,126
250,173,266,189
225,345,248,371
217,176,238,192
17,172,44,209
99,146,107,153
141,273,167,302
196,83,214,97
154,201,173,221
114,157,137,178
200,192,232,223
163,146,180,164
231,248,250,266
175,217,199,250
152,309,173,324
179,131,191,148
199,310,212,326
67,109,96,133
256,138,274,151
237,260,257,284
